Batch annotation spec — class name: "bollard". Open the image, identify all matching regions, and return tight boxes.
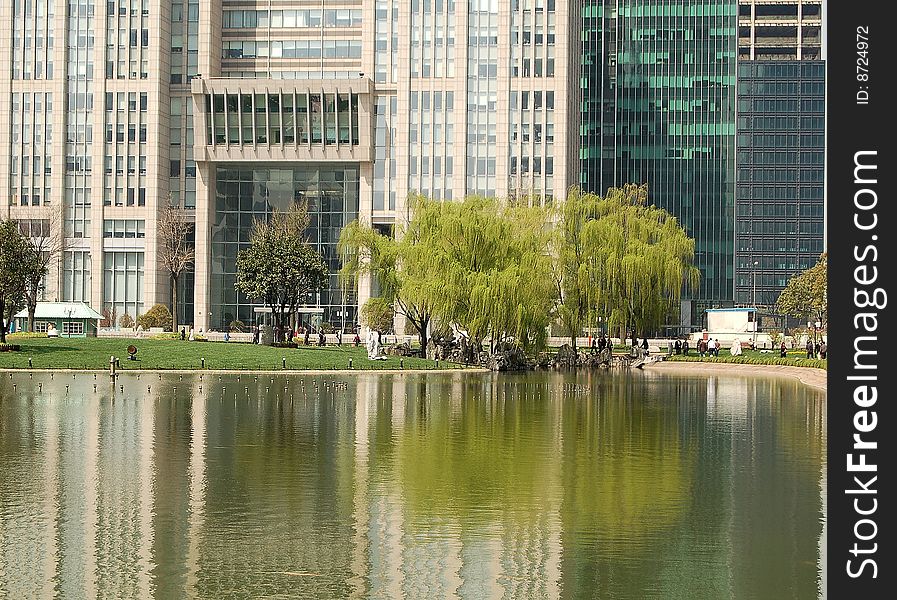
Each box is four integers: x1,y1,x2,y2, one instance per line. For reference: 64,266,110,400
201,357,205,369
435,359,439,368
282,357,286,369
400,358,404,369
110,355,116,377
348,358,353,369
28,357,32,368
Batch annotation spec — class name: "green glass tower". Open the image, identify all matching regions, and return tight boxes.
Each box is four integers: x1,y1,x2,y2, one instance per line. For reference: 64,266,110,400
581,0,738,330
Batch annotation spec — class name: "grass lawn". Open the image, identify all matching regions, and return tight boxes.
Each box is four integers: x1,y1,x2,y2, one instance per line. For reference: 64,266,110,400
0,335,462,371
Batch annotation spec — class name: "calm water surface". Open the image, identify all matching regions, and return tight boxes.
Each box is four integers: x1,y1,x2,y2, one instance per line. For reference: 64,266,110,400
0,370,825,599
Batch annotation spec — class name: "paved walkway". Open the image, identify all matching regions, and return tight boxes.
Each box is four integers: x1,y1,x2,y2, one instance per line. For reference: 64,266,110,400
647,361,827,392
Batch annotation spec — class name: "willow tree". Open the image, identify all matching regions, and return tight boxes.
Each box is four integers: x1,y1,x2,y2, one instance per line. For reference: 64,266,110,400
338,218,434,349
340,195,555,353
417,195,556,352
555,184,700,343
776,252,827,328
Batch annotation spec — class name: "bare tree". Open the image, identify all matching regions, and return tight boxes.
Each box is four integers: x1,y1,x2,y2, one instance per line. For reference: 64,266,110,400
19,208,66,332
158,204,195,332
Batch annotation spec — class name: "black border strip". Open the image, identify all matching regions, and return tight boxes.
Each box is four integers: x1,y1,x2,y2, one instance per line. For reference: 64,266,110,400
827,2,893,595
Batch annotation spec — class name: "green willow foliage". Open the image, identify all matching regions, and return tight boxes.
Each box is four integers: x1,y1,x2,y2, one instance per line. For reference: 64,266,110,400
340,186,698,353
555,184,700,343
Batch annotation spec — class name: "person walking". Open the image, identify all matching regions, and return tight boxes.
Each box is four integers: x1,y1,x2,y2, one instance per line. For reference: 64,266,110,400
353,331,361,347
706,337,716,357
304,329,310,346
318,330,326,347
641,337,650,356
674,339,681,355
818,340,827,359
780,340,787,358
806,338,815,359
683,339,689,355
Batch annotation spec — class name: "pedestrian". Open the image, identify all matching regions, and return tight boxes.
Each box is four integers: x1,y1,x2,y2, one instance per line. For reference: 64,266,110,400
715,339,721,356
318,330,326,347
188,327,195,342
674,339,681,355
806,338,815,359
683,339,689,355
224,330,230,343
780,340,787,358
337,330,343,346
706,338,715,357
180,328,186,341
818,340,827,359
353,331,361,347
641,337,649,356
304,329,310,346
253,326,259,344
590,337,597,355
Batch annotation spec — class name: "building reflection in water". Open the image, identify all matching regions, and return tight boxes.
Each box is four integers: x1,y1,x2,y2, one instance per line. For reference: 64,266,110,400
0,369,825,599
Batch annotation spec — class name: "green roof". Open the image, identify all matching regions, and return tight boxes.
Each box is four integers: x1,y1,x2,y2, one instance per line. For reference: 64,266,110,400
14,302,104,320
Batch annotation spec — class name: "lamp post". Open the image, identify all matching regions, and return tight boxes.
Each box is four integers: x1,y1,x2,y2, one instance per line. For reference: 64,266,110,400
814,320,821,348
751,260,759,308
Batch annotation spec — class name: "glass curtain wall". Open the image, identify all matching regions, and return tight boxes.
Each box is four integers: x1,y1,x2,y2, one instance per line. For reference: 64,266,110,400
581,0,738,327
210,165,360,332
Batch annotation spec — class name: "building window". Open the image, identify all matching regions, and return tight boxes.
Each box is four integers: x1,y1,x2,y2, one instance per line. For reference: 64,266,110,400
62,322,85,336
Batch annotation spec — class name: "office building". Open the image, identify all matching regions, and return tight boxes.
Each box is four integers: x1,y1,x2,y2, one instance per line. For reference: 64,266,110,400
580,0,738,331
3,0,582,333
734,0,825,308
580,0,825,329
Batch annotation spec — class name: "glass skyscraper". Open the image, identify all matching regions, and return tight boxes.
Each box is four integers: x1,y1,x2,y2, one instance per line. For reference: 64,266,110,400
581,0,738,330
735,1,825,310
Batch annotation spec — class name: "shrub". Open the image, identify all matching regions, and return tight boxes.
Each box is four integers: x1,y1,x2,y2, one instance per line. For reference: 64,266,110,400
230,320,247,333
0,344,22,352
119,313,134,329
136,304,173,331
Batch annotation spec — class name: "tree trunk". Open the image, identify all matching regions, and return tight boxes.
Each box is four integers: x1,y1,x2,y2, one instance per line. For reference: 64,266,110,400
0,297,6,343
416,316,429,356
27,302,36,333
171,274,179,333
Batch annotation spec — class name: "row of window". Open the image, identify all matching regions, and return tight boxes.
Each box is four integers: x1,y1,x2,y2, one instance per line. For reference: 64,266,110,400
737,115,824,130
205,93,360,147
736,186,823,201
32,321,84,335
103,219,145,238
736,202,825,217
736,150,823,165
9,187,52,206
737,168,823,183
737,221,824,234
222,9,362,30
738,99,824,113
737,133,824,148
222,40,362,60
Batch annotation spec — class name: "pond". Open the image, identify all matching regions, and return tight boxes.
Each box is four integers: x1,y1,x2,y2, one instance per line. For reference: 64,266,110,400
0,369,825,599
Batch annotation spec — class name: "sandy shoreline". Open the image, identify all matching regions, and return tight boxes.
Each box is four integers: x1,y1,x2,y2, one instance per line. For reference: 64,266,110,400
645,361,827,392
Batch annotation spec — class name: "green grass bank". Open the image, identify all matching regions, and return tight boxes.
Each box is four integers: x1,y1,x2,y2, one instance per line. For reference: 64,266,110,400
0,335,458,371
